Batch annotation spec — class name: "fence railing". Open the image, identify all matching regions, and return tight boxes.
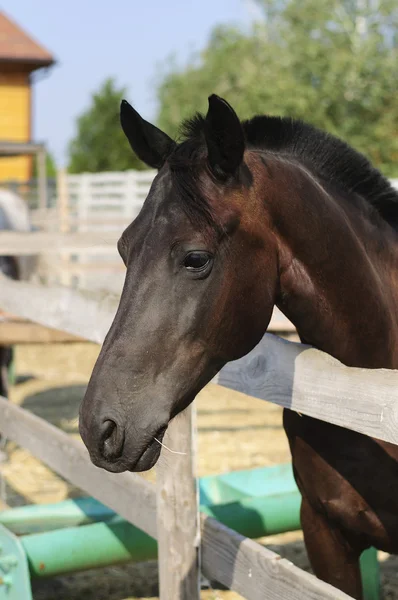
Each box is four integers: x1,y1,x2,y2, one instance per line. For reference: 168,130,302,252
3,170,394,297
33,172,398,231
2,178,57,210
23,172,398,291
0,172,396,598
1,272,398,598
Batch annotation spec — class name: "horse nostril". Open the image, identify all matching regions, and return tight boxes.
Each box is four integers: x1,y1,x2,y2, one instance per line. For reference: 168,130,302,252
101,419,125,461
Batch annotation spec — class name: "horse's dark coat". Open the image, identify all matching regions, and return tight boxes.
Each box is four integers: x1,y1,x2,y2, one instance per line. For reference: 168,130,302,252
80,95,398,598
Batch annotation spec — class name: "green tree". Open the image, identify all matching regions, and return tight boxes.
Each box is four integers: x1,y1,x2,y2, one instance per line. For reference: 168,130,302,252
68,78,145,173
157,1,398,175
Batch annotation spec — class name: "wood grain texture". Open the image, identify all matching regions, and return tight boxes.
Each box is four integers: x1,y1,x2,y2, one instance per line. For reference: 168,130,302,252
0,276,292,344
201,516,351,599
1,275,398,442
0,396,353,598
0,231,119,255
156,406,200,600
0,396,157,538
2,275,398,442
0,274,118,344
0,320,85,344
215,334,398,444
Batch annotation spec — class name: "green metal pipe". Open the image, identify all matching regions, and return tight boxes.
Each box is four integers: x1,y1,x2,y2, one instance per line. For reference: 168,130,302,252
15,496,377,597
0,464,380,598
1,493,302,539
16,494,301,579
0,465,302,536
0,498,117,535
22,517,157,578
360,547,380,600
201,492,301,537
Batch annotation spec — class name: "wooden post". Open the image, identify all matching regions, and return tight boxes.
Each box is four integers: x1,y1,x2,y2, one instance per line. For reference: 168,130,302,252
57,168,69,233
75,174,91,288
125,170,137,222
156,404,200,600
37,148,48,214
57,168,71,286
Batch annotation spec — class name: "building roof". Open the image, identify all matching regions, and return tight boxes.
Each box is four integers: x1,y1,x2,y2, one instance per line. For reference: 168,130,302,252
0,12,54,68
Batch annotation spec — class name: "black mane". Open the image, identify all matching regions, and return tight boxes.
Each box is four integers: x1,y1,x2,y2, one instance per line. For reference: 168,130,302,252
177,112,398,230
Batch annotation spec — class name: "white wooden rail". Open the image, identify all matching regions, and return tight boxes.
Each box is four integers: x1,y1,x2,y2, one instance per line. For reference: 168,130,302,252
0,274,397,445
30,173,397,236
0,231,120,255
66,170,156,231
215,336,398,444
25,173,398,292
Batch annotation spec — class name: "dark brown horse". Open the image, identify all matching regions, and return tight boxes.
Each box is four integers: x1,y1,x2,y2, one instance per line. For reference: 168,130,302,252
79,94,398,599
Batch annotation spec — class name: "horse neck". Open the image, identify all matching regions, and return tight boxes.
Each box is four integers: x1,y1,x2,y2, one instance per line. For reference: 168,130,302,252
266,158,398,368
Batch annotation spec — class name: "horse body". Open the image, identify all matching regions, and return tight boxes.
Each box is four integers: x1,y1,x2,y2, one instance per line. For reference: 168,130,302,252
80,95,398,599
262,155,398,597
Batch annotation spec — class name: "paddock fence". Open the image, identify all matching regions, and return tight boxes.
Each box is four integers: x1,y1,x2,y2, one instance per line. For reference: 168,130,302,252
0,173,396,598
24,172,398,292
0,272,398,598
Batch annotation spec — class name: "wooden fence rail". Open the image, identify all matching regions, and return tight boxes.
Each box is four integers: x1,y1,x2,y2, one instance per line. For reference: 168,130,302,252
0,274,397,444
24,174,398,291
0,397,349,599
0,273,395,599
0,396,157,538
0,174,395,598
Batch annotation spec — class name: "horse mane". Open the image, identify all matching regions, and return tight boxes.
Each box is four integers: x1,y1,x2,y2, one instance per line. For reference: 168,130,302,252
177,113,398,230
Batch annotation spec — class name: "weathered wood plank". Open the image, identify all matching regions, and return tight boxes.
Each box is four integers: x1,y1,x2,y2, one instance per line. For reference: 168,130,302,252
215,334,398,444
201,515,351,599
0,274,117,344
57,168,70,234
0,231,119,255
0,399,348,599
1,276,398,444
156,406,200,600
0,276,292,343
0,321,86,344
0,396,157,538
55,262,125,273
268,307,295,332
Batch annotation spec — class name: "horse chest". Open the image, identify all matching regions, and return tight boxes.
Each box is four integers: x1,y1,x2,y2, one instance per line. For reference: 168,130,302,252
283,409,398,552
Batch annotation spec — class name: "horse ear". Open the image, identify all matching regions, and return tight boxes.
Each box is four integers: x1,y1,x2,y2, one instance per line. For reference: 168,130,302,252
120,100,176,169
204,95,245,180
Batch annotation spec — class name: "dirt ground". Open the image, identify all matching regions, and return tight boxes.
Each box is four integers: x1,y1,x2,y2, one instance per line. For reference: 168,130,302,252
1,342,397,599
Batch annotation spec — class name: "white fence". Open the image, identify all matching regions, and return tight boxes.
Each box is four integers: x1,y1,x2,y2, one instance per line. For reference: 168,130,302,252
66,170,156,232
3,273,392,599
28,173,398,292
58,172,398,233
28,170,155,291
59,170,156,290
0,172,395,598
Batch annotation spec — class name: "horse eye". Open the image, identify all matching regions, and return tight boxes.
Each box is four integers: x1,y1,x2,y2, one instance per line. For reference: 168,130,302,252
183,251,212,271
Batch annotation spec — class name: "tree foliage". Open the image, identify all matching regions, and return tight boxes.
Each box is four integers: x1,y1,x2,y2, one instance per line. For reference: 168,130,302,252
68,78,145,173
157,0,398,175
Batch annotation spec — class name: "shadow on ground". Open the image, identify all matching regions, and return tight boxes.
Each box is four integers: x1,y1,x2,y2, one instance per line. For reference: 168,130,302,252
21,384,87,433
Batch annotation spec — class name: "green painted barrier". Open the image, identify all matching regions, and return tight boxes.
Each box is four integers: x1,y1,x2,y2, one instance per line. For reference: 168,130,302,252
360,547,381,600
0,463,381,598
22,518,156,577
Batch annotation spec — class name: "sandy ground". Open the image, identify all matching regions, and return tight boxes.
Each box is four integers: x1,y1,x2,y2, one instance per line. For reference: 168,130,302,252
1,342,397,599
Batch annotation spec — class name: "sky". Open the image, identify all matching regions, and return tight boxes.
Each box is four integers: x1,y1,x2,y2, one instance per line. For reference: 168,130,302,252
4,0,263,166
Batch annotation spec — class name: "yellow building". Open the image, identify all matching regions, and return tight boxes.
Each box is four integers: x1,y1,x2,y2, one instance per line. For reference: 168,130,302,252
0,12,54,182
